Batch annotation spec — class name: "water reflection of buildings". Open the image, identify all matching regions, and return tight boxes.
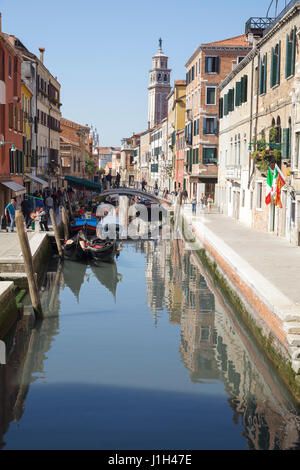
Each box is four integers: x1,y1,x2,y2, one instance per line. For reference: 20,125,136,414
0,263,61,448
142,239,300,450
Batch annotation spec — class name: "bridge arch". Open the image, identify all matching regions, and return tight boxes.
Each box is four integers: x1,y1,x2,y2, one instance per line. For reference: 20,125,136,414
100,188,162,203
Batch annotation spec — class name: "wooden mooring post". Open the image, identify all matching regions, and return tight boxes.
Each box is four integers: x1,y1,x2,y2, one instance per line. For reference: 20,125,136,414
50,209,63,258
61,206,69,241
15,210,43,319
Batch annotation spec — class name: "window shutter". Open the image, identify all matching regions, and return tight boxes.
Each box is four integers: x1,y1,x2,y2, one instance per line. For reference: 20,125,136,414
197,118,199,135
235,82,241,106
259,58,263,95
291,26,296,76
214,117,218,135
203,118,207,134
270,48,274,87
215,56,220,74
205,57,208,74
196,148,199,163
219,97,223,118
276,41,281,85
224,94,228,115
285,34,290,78
282,128,289,159
263,53,267,94
243,75,248,102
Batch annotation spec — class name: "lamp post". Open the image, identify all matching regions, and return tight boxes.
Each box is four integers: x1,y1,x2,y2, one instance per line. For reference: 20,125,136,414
0,141,16,152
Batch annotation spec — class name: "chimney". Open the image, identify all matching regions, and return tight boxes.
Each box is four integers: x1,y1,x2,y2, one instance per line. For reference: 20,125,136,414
39,47,45,63
0,12,2,33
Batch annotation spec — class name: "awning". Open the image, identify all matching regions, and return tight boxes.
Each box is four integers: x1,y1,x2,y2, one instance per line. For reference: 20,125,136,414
0,181,26,196
64,175,102,192
24,174,48,188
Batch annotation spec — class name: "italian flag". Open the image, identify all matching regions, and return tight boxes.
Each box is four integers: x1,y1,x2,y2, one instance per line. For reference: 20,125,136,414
265,164,286,207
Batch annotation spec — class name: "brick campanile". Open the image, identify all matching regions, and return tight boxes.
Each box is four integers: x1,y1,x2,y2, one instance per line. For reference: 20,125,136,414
148,39,171,129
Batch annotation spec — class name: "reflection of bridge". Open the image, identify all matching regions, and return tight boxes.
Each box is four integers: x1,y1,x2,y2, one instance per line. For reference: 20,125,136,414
101,188,172,205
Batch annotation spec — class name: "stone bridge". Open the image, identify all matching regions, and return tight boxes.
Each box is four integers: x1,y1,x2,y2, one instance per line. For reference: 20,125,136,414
101,188,172,205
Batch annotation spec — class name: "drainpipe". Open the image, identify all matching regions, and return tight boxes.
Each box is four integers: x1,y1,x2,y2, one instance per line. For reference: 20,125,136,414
248,48,260,189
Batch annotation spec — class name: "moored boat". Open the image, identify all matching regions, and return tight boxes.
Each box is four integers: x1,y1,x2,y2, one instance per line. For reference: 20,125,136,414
63,232,88,261
86,238,116,261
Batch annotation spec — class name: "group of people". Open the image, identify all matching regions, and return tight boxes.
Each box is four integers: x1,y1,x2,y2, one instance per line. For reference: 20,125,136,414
101,171,121,190
3,187,67,233
192,193,214,214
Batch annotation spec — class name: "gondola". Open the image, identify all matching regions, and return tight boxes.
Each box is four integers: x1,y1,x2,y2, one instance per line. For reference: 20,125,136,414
86,238,115,261
69,217,86,234
63,232,88,261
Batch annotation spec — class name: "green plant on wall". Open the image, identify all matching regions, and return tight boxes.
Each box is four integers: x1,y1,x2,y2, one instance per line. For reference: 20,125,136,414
85,152,96,177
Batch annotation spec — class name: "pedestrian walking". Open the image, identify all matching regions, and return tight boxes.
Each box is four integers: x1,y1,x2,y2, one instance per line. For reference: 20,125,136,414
35,207,49,232
5,199,16,232
45,194,54,219
183,190,188,204
141,179,147,191
21,198,31,228
192,196,197,215
207,194,214,213
116,172,121,188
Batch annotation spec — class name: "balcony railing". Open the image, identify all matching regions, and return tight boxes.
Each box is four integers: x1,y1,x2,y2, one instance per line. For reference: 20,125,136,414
226,165,241,180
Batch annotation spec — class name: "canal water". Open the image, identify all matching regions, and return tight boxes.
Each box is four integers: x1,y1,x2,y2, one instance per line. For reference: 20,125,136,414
1,239,300,450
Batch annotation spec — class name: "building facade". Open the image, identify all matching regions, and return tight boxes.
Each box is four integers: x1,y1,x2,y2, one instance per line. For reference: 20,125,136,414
0,30,25,213
217,1,300,245
184,34,251,201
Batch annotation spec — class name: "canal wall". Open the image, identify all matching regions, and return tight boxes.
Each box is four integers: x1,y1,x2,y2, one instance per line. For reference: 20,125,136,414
182,210,300,382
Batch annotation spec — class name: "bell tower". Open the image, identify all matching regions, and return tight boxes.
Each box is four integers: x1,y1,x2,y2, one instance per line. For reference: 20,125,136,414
148,39,171,129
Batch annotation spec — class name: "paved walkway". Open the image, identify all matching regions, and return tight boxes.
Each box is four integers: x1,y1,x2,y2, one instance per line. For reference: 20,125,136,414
0,231,37,260
184,205,300,306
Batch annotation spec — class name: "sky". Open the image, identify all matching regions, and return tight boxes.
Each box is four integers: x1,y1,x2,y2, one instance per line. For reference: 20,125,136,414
0,0,285,146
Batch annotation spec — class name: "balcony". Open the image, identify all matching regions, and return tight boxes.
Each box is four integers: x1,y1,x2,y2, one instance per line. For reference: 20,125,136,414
245,17,275,38
226,165,241,181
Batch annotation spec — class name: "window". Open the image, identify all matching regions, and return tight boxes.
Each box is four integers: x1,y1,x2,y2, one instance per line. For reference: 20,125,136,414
206,87,216,105
205,56,219,74
191,66,194,81
203,117,218,135
256,182,263,209
203,147,217,165
228,88,234,112
270,42,281,88
237,56,245,64
8,56,12,78
282,118,292,159
286,27,296,78
219,98,223,118
259,54,267,95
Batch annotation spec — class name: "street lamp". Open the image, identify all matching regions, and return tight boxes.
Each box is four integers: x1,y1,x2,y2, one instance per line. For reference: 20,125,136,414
0,140,16,152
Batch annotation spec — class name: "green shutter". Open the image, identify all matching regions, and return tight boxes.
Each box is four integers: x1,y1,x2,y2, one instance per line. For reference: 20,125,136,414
276,41,281,85
219,98,223,118
259,58,263,95
196,148,199,164
282,128,289,159
263,53,267,94
286,34,290,78
291,26,296,76
236,81,241,106
270,47,274,88
224,94,228,115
